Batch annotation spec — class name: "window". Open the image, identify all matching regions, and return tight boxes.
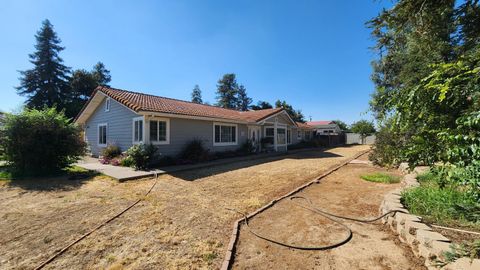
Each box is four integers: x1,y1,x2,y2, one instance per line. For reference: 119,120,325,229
297,130,302,140
277,128,286,145
149,119,169,144
265,127,274,137
133,117,143,143
105,98,111,112
213,123,237,145
98,124,107,146
287,129,291,144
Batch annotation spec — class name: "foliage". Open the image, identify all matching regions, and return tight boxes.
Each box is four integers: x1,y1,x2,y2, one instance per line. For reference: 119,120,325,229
16,20,71,114
444,240,480,262
216,74,239,109
125,143,158,170
350,120,376,143
332,120,348,131
240,139,256,154
68,62,111,118
179,139,210,163
119,156,134,167
16,20,111,119
236,85,252,111
360,173,400,184
191,84,203,104
250,101,273,110
0,107,86,175
401,171,479,228
100,144,122,159
369,124,407,167
275,100,305,122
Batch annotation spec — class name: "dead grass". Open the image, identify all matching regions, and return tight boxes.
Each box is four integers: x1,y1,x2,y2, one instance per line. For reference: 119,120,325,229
0,145,369,270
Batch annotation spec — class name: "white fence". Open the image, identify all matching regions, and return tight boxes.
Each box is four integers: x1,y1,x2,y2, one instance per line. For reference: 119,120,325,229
345,133,376,145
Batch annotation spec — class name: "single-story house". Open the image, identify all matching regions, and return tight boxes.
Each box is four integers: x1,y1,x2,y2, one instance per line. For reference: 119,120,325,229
306,120,342,135
75,86,313,157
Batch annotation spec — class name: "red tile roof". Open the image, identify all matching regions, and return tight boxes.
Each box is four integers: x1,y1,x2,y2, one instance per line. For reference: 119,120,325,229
90,86,285,123
306,120,333,126
295,122,314,129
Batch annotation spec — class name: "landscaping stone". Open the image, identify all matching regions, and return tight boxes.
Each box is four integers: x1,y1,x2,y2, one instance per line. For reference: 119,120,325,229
378,166,480,270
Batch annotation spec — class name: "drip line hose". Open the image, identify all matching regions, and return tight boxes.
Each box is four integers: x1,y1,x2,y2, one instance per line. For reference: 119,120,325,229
34,174,159,270
227,195,406,251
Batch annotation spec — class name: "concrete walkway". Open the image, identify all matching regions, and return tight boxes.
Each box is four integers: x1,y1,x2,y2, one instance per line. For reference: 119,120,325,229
76,150,300,181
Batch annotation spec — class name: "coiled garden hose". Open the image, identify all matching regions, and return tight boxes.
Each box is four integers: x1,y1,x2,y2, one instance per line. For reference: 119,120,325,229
228,195,406,251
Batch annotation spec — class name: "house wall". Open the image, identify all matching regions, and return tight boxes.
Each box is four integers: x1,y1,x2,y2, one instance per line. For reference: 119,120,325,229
147,117,248,157
85,97,139,156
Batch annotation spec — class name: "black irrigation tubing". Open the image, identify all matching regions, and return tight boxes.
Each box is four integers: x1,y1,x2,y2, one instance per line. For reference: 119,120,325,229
226,195,406,251
33,174,159,270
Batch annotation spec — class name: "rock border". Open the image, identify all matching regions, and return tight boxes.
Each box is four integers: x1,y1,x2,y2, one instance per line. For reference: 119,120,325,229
380,165,480,270
220,149,371,270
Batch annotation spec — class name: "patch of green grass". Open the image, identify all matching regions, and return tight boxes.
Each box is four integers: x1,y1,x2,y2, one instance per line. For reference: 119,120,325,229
360,173,400,184
401,172,480,230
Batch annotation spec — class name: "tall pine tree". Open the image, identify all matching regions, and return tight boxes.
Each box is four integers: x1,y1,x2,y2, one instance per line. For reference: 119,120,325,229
236,85,252,111
16,19,71,111
191,85,203,104
215,74,239,109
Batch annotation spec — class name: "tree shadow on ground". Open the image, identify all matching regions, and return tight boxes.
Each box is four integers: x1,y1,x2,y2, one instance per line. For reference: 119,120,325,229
168,149,342,182
4,169,99,191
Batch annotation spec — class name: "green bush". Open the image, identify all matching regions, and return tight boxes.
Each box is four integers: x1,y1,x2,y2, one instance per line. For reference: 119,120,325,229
0,107,86,175
179,139,210,163
119,156,134,167
100,144,122,159
125,143,158,170
369,125,406,167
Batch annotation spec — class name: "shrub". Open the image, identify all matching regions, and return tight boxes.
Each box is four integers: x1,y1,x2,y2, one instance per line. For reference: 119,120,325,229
360,173,400,184
369,125,406,167
240,139,256,154
179,139,210,163
119,156,134,167
100,144,122,159
125,143,158,170
0,107,86,175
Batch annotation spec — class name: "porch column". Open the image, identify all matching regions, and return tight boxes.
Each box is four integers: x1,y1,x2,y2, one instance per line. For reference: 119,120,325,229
274,118,278,151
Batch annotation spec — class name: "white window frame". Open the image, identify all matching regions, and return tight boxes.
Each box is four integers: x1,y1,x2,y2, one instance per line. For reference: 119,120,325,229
276,127,287,146
213,122,238,146
264,127,274,138
287,129,292,145
105,97,111,112
132,117,144,144
149,118,170,145
97,123,107,147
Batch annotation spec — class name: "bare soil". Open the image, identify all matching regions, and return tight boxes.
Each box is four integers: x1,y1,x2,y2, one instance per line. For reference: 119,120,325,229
0,145,368,270
232,156,427,270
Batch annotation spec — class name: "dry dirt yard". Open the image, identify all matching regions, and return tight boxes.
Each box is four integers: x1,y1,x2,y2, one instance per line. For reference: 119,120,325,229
0,145,368,270
232,153,427,270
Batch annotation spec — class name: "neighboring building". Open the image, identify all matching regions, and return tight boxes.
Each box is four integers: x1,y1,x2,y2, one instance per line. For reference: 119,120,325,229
306,120,342,135
75,86,308,157
295,122,315,141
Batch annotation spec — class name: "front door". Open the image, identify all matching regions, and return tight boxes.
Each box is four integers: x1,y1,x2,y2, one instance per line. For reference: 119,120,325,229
248,126,261,151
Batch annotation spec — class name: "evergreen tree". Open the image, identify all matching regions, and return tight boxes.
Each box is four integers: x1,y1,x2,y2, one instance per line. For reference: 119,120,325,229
236,85,252,111
250,101,273,110
16,19,71,111
215,73,238,109
67,63,112,118
191,84,203,104
275,100,305,122
92,62,111,87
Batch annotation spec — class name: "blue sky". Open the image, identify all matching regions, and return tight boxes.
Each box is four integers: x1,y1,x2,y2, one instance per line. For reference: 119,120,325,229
0,0,390,124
